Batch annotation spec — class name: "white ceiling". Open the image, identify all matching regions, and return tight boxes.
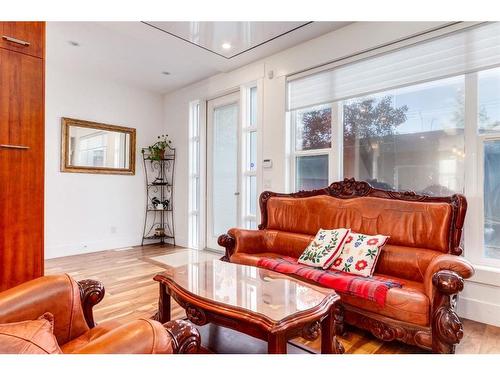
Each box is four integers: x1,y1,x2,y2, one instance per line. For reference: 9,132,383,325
47,21,350,94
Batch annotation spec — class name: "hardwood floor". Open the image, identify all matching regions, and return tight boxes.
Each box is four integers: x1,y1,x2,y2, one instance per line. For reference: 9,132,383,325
45,244,500,354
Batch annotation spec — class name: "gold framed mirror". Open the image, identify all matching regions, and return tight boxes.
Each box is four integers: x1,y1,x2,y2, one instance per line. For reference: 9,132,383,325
61,117,136,175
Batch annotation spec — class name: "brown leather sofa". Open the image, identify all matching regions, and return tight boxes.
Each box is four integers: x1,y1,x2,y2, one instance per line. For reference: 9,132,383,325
0,274,200,354
218,178,474,353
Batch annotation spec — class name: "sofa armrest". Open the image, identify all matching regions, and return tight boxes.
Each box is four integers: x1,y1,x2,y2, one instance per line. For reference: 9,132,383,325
424,256,473,353
71,319,200,354
424,254,474,300
218,228,267,261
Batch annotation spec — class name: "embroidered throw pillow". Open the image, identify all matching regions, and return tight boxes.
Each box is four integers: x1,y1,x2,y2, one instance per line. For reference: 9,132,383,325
329,232,389,277
0,312,62,354
298,228,351,269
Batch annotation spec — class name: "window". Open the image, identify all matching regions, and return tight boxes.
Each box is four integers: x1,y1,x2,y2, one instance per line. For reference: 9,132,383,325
287,22,500,268
188,101,200,249
291,104,334,191
296,155,329,191
343,76,465,194
478,67,500,262
483,140,500,260
242,86,258,229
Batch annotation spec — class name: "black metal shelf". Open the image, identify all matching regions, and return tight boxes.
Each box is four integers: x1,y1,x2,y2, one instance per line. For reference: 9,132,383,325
147,183,171,187
143,235,175,240
141,147,175,246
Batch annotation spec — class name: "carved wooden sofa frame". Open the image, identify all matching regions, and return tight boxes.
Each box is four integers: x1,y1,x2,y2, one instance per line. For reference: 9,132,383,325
77,279,200,353
218,178,473,354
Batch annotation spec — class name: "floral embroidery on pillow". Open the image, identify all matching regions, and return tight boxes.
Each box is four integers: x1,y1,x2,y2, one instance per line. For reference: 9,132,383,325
329,232,389,277
298,228,351,269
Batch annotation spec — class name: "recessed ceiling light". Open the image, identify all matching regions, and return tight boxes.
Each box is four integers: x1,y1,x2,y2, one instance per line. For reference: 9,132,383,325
68,41,80,47
222,42,231,50
162,71,171,76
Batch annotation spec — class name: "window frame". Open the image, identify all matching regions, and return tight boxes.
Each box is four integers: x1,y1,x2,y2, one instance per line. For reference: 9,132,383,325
290,103,341,191
241,85,258,229
188,100,201,249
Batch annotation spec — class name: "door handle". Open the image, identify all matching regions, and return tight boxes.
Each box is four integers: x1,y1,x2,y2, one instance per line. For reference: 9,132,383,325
2,35,30,47
234,192,240,196
0,144,30,150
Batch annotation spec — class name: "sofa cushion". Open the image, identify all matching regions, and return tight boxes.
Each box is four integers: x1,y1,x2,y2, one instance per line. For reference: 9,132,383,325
341,274,430,326
266,195,452,252
298,228,351,268
329,232,389,276
231,252,430,326
0,312,62,354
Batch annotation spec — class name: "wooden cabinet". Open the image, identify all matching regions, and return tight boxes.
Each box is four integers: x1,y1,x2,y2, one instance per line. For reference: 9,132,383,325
0,22,45,291
0,22,45,58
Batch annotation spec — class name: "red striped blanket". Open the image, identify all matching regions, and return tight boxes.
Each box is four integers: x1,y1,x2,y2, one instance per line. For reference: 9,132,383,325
256,256,402,306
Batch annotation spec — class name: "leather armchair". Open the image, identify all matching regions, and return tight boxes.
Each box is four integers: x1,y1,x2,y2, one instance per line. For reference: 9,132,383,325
0,274,200,354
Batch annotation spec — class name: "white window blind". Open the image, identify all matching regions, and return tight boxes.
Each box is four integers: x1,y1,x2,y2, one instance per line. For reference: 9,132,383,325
287,22,500,111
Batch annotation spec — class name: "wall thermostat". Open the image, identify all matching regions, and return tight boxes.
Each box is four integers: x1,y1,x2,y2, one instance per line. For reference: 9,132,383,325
263,159,273,169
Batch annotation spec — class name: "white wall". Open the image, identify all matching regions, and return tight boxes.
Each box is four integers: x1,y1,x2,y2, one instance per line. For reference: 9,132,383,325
163,21,500,327
45,64,164,259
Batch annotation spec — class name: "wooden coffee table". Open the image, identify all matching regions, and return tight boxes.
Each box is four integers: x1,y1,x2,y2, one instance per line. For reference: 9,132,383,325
153,259,344,354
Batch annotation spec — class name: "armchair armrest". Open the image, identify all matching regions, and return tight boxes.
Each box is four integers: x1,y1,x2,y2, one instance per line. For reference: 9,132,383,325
71,319,200,354
218,228,267,261
0,274,93,345
77,279,105,328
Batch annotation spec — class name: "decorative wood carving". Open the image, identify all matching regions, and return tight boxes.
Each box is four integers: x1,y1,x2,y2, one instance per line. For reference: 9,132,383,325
333,302,346,337
163,319,201,354
258,178,466,255
185,304,208,326
344,307,432,351
301,321,321,341
77,279,105,328
218,233,236,262
432,270,464,354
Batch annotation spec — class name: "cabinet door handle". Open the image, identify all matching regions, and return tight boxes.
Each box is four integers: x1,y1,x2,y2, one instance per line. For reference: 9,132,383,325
2,35,30,47
0,144,30,150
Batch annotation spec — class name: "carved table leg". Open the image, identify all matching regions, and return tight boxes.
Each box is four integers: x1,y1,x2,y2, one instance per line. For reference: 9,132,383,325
321,304,345,354
333,301,346,337
157,283,171,324
268,333,287,354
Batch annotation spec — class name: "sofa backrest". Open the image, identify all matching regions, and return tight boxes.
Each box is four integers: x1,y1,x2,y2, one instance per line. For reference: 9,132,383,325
259,179,466,256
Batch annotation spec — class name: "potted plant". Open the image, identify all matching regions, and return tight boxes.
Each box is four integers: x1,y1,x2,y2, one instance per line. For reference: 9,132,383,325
147,134,172,160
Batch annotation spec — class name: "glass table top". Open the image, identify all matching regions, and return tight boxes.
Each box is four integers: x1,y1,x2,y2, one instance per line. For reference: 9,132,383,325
158,259,335,321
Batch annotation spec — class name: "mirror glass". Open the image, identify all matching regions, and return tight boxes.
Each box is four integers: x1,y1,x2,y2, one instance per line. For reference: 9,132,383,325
61,118,136,175
68,126,131,168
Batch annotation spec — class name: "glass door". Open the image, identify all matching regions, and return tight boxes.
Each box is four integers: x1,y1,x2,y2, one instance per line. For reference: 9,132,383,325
206,92,240,251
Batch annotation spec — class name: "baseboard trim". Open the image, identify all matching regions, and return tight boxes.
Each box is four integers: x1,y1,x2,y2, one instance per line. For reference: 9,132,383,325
45,236,142,259
458,296,500,327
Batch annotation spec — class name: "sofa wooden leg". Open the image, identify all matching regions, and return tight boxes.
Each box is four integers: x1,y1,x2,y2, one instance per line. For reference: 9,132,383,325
431,270,465,354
